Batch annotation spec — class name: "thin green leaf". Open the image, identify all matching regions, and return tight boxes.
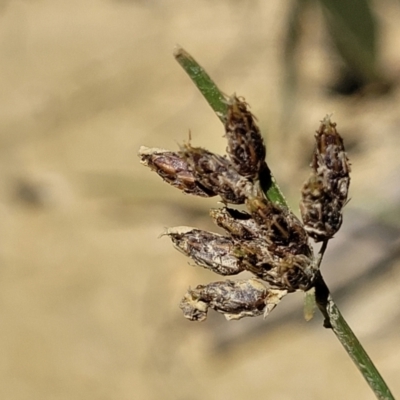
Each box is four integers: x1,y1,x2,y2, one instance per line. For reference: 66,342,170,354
281,0,310,133
318,0,381,82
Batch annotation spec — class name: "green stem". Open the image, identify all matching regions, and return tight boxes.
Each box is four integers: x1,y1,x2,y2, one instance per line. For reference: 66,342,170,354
315,273,395,400
173,46,394,400
174,46,228,122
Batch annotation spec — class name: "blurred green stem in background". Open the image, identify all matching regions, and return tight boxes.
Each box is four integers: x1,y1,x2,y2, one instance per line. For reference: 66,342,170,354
174,47,394,400
281,0,389,135
319,0,380,83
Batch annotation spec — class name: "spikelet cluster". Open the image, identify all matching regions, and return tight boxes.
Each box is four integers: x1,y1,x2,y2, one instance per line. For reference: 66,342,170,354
139,99,350,321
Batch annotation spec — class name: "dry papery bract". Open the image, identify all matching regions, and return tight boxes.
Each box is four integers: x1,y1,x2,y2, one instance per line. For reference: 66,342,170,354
139,96,350,321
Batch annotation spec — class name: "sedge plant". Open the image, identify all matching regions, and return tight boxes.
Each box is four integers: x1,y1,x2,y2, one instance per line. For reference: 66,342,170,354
138,47,394,400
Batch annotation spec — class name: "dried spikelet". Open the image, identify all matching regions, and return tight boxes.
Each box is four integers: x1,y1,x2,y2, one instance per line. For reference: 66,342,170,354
238,196,317,291
246,196,312,258
164,227,245,276
231,239,275,278
200,203,315,291
273,253,316,291
232,240,315,291
209,207,261,240
138,146,215,197
179,278,287,321
225,95,266,179
165,219,315,292
300,116,351,242
180,143,252,204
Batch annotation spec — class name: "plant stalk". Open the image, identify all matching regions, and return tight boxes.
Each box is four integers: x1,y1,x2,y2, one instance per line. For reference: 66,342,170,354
315,273,394,400
173,46,395,400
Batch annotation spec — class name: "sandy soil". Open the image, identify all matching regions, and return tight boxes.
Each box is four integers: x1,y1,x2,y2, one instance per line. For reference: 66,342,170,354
0,1,399,399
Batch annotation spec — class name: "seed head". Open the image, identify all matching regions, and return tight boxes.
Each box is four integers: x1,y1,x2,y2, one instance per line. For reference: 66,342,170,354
139,98,344,321
179,278,287,321
180,143,252,204
224,95,266,179
300,116,351,242
164,227,245,276
138,146,215,197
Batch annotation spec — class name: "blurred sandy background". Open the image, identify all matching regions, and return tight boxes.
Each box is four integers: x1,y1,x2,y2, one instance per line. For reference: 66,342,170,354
0,1,400,399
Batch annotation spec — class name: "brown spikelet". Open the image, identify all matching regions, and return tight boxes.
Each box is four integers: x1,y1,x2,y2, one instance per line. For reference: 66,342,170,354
246,196,312,258
209,207,261,240
164,227,245,276
180,279,287,321
240,196,316,291
300,116,351,242
225,95,266,179
138,146,215,197
180,143,252,204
